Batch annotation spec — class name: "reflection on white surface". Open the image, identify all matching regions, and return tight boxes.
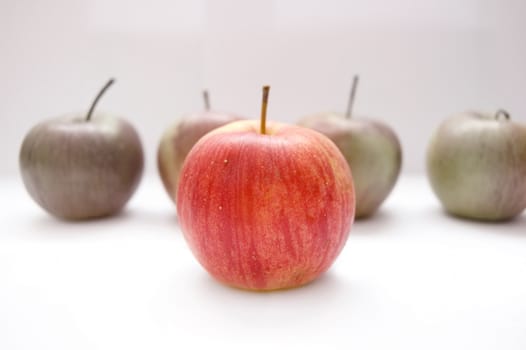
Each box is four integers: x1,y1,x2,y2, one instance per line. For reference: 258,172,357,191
1,175,526,349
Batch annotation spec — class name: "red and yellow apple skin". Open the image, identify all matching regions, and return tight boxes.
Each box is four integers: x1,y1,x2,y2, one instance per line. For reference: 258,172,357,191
158,111,242,203
177,120,355,291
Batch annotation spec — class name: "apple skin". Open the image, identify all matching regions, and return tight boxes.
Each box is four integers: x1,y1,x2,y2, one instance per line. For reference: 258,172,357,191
19,113,144,220
157,111,241,203
176,120,355,291
298,113,402,218
426,111,526,221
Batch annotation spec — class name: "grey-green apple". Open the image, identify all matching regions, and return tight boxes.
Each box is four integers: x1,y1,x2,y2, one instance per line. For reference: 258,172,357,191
298,76,402,218
426,109,526,221
19,79,144,220
157,91,242,203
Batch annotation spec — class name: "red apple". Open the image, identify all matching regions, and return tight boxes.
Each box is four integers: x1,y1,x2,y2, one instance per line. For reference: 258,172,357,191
158,91,242,203
177,86,355,291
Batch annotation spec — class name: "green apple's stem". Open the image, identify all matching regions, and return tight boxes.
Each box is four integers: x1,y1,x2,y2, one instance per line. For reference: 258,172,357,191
495,109,510,121
86,78,115,121
345,75,359,119
203,90,210,111
260,86,270,135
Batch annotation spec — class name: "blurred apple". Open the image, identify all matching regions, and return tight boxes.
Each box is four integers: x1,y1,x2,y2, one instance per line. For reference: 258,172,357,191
157,91,242,203
427,109,526,221
298,76,402,218
177,86,355,291
19,79,144,220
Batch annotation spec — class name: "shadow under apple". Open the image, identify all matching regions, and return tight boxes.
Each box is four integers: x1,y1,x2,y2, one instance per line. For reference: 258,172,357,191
150,268,373,331
440,208,526,237
24,209,135,236
351,209,397,235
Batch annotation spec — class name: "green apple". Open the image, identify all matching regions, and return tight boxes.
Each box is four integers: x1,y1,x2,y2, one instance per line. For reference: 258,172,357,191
19,79,144,220
427,109,526,221
298,76,402,218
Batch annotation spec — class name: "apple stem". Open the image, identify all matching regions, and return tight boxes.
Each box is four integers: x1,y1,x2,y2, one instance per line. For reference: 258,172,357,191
495,109,510,121
203,90,211,111
260,86,270,135
345,75,359,119
86,78,115,121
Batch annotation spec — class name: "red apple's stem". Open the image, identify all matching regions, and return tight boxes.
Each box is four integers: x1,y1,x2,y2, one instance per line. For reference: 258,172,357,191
86,78,115,121
203,90,211,111
345,75,359,119
260,86,270,135
495,109,510,121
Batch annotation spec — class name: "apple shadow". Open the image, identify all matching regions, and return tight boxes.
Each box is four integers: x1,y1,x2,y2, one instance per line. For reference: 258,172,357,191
34,208,133,224
151,269,364,329
127,206,180,228
24,209,135,235
152,210,179,227
439,209,526,237
411,203,526,238
203,269,347,296
351,209,397,235
23,202,184,241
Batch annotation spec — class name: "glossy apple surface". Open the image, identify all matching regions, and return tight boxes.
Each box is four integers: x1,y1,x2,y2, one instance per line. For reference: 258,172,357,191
177,120,355,291
20,113,144,220
158,111,241,203
426,110,526,221
299,113,402,218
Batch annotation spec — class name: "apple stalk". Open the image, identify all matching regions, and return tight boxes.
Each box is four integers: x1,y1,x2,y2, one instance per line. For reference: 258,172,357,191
86,78,115,122
260,85,270,134
345,75,359,119
203,90,211,111
496,109,510,120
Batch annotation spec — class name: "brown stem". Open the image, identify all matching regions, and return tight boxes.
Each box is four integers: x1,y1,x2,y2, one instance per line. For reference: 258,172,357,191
203,90,210,111
345,75,359,119
86,78,115,121
260,86,270,134
495,109,510,121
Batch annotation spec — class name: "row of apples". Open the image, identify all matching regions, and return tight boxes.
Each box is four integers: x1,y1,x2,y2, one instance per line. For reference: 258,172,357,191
20,77,523,223
19,78,523,290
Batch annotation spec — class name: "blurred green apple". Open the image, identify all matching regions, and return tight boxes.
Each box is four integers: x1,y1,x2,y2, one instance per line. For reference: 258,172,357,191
427,110,526,221
298,76,402,218
19,79,144,220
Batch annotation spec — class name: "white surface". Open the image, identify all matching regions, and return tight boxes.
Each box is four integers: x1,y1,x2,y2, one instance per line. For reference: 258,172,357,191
2,0,526,176
1,175,526,349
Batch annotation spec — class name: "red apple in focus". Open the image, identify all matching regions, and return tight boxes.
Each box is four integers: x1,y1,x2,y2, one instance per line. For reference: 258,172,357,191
177,86,355,291
158,91,242,203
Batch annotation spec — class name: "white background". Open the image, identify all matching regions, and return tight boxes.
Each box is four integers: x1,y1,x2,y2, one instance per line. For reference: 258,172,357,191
1,0,525,175
2,1,526,349
2,175,526,350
